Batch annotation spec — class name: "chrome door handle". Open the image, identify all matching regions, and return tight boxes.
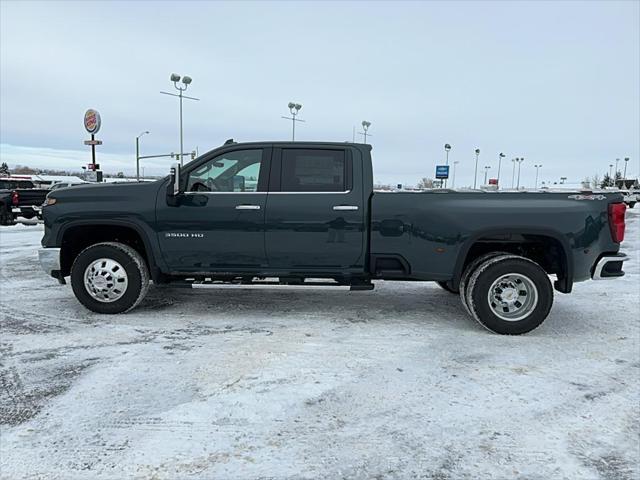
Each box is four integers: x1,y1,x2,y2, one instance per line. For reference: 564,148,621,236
235,204,261,210
333,205,359,211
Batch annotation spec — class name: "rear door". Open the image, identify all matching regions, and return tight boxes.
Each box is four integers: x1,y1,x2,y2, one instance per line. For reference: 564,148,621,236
265,146,365,270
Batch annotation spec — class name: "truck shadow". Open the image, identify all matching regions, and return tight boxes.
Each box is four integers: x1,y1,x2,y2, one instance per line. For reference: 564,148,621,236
134,282,497,334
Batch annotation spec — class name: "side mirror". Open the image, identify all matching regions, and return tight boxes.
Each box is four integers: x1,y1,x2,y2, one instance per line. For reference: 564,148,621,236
169,163,182,196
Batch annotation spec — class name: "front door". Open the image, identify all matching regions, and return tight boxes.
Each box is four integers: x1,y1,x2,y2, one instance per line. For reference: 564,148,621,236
264,147,365,271
156,147,271,272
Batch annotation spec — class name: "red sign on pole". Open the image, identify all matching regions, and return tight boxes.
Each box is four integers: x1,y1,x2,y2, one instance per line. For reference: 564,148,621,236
488,178,498,185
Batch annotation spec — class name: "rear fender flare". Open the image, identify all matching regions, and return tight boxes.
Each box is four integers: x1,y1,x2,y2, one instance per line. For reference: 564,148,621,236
452,227,573,293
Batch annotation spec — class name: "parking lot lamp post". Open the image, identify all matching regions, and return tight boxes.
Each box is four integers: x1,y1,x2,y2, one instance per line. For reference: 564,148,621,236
483,165,491,185
497,152,505,189
623,157,629,184
516,157,525,189
281,103,304,141
609,164,614,186
511,158,517,188
359,120,372,144
534,164,542,189
161,74,199,166
451,160,459,188
135,131,149,181
473,148,480,189
444,144,451,187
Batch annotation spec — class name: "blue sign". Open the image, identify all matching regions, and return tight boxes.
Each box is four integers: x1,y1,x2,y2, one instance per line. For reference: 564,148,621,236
435,165,450,179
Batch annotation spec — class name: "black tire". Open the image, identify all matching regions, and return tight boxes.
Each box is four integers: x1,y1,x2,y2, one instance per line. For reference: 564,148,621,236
0,206,14,226
466,255,553,335
436,281,459,294
459,251,510,316
70,242,149,314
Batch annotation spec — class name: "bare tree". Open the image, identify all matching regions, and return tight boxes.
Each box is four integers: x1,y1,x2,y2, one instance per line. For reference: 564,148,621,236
417,177,435,189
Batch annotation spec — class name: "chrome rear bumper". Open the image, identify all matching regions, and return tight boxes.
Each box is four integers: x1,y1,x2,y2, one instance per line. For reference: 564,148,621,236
592,253,629,280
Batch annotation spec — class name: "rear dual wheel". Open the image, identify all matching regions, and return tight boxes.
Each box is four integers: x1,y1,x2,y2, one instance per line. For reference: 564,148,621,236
461,254,553,335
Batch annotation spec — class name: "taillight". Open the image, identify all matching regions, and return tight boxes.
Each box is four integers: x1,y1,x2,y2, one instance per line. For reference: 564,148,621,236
11,191,19,206
608,203,626,243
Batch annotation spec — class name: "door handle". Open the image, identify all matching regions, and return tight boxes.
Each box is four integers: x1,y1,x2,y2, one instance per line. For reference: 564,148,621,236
333,205,359,211
235,204,261,210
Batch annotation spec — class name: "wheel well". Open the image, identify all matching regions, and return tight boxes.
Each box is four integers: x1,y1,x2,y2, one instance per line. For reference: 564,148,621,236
60,225,150,277
458,234,570,292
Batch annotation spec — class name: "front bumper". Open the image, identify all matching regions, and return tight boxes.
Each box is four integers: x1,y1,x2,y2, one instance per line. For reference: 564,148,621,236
592,253,629,280
38,248,65,284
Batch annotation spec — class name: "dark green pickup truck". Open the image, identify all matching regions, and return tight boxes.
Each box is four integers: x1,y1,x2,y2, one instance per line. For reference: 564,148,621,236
39,141,629,334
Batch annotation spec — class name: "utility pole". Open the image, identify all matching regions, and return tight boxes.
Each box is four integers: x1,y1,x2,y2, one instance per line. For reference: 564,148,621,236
281,102,304,140
473,148,480,189
511,158,517,188
161,73,199,166
135,131,149,181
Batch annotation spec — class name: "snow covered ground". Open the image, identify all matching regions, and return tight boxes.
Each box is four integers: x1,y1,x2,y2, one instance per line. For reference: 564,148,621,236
1,211,638,480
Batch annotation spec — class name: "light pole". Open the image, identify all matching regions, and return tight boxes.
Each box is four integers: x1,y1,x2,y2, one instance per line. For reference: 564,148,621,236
483,165,491,185
516,157,525,189
359,120,372,144
560,176,567,185
161,73,199,166
623,157,629,185
135,131,149,181
444,143,451,187
511,158,517,188
609,164,614,186
451,160,459,188
281,102,304,141
534,164,542,189
497,152,505,189
473,148,480,189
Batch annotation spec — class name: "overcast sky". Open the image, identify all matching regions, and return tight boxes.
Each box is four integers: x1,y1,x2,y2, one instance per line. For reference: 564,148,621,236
1,0,639,187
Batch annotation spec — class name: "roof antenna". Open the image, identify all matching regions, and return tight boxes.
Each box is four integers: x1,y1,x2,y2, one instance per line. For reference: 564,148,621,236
223,138,236,145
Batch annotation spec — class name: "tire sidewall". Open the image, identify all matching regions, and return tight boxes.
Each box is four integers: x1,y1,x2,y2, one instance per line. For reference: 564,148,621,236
459,252,511,315
469,257,553,335
71,244,143,314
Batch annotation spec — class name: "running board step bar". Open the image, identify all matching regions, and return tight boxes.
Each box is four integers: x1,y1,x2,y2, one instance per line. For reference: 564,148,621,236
189,282,374,291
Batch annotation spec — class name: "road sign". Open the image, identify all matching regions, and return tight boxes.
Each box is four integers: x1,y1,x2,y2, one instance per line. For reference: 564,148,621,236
84,109,101,134
87,163,100,171
488,178,498,185
83,139,103,146
435,165,450,179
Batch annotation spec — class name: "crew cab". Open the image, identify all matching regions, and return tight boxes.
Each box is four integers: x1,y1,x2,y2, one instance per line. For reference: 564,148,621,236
38,141,629,334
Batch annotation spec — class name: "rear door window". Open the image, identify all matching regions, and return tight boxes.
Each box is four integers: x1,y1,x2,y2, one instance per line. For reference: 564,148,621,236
280,149,347,192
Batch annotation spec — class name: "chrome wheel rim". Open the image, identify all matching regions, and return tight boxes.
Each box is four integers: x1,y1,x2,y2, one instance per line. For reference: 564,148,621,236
487,273,538,321
84,258,128,303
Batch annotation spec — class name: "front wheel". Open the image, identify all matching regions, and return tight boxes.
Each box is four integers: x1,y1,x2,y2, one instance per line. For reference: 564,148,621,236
70,242,149,314
466,255,553,335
